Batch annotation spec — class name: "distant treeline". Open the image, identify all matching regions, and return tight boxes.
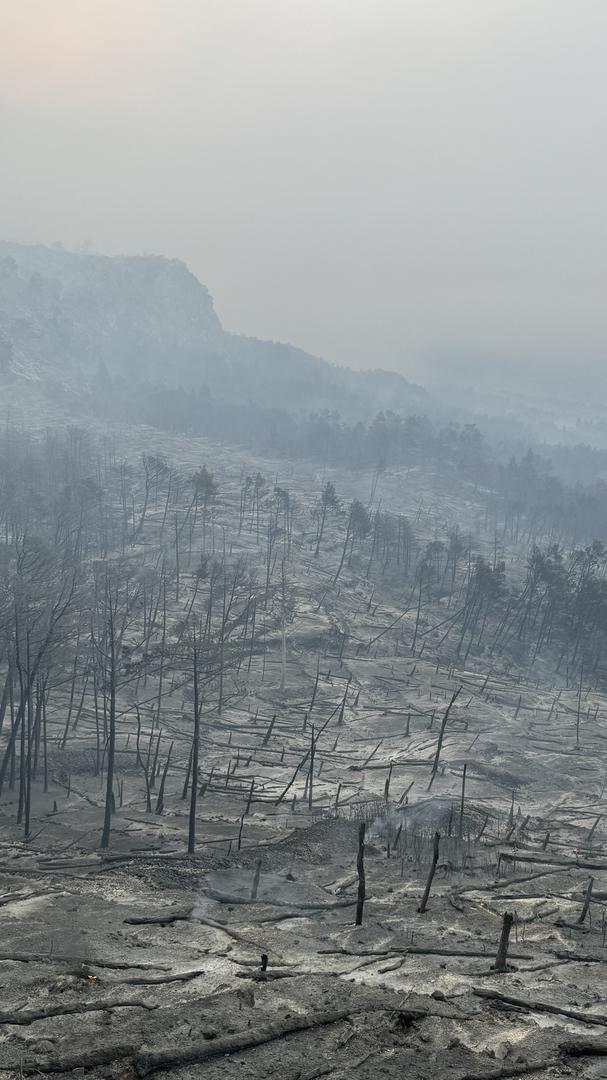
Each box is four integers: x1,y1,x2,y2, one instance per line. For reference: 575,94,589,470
2,416,607,691
99,375,607,547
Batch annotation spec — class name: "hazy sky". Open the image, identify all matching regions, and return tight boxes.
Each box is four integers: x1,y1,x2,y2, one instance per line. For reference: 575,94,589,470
1,0,606,380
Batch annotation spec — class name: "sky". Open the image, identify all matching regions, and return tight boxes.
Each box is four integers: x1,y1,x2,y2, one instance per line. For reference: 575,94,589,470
1,0,606,383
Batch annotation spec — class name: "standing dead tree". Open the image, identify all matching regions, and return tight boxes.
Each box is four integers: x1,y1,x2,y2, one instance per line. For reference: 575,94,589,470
134,455,167,539
493,911,514,971
355,822,366,926
308,724,316,811
578,877,594,924
418,831,440,914
333,500,370,585
314,481,340,558
188,631,202,855
98,575,119,850
191,465,218,557
0,549,79,830
427,686,462,791
93,561,142,850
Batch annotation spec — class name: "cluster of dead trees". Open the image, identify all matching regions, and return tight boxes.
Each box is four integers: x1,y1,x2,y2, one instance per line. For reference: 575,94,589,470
457,540,607,682
126,377,607,541
3,419,607,855
0,427,279,847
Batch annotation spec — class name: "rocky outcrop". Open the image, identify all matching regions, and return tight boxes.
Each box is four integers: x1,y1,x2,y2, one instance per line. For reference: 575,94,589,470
0,241,427,418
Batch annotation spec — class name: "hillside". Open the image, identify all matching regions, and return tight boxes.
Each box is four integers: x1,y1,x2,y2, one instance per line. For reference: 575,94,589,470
0,408,605,1079
3,243,607,1079
0,242,428,419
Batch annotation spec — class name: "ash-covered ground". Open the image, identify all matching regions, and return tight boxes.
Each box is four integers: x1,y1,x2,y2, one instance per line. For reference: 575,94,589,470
0,396,606,1079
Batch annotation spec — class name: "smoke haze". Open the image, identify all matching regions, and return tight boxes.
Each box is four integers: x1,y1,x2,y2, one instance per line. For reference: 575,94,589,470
2,0,606,383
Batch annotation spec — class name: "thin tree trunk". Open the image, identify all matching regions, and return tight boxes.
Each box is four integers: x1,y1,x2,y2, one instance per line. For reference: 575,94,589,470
100,596,116,850
418,831,440,913
493,911,514,971
355,822,366,926
188,635,201,855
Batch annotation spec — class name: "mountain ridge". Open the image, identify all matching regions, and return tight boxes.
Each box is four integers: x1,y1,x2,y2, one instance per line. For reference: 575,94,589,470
0,241,428,419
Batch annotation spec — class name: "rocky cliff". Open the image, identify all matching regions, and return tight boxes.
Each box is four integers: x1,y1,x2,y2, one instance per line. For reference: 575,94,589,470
0,242,427,418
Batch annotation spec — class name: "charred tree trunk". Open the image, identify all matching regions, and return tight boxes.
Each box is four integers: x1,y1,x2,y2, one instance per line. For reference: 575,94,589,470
100,592,117,850
418,831,440,913
188,634,201,855
428,687,462,791
493,911,514,971
355,822,366,926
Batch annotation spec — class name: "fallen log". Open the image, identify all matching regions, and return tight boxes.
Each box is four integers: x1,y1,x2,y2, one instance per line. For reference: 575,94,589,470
412,945,533,960
204,889,354,910
123,911,192,926
554,918,590,933
473,987,607,1027
0,998,157,1025
194,914,260,947
460,867,567,894
118,970,206,985
331,874,357,895
257,911,312,924
36,859,103,870
0,952,171,971
554,950,605,964
18,1043,139,1075
229,958,294,968
0,890,54,908
285,1068,334,1080
499,852,607,872
318,946,534,960
560,1039,607,1056
234,970,297,981
459,1062,557,1080
135,1007,354,1076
